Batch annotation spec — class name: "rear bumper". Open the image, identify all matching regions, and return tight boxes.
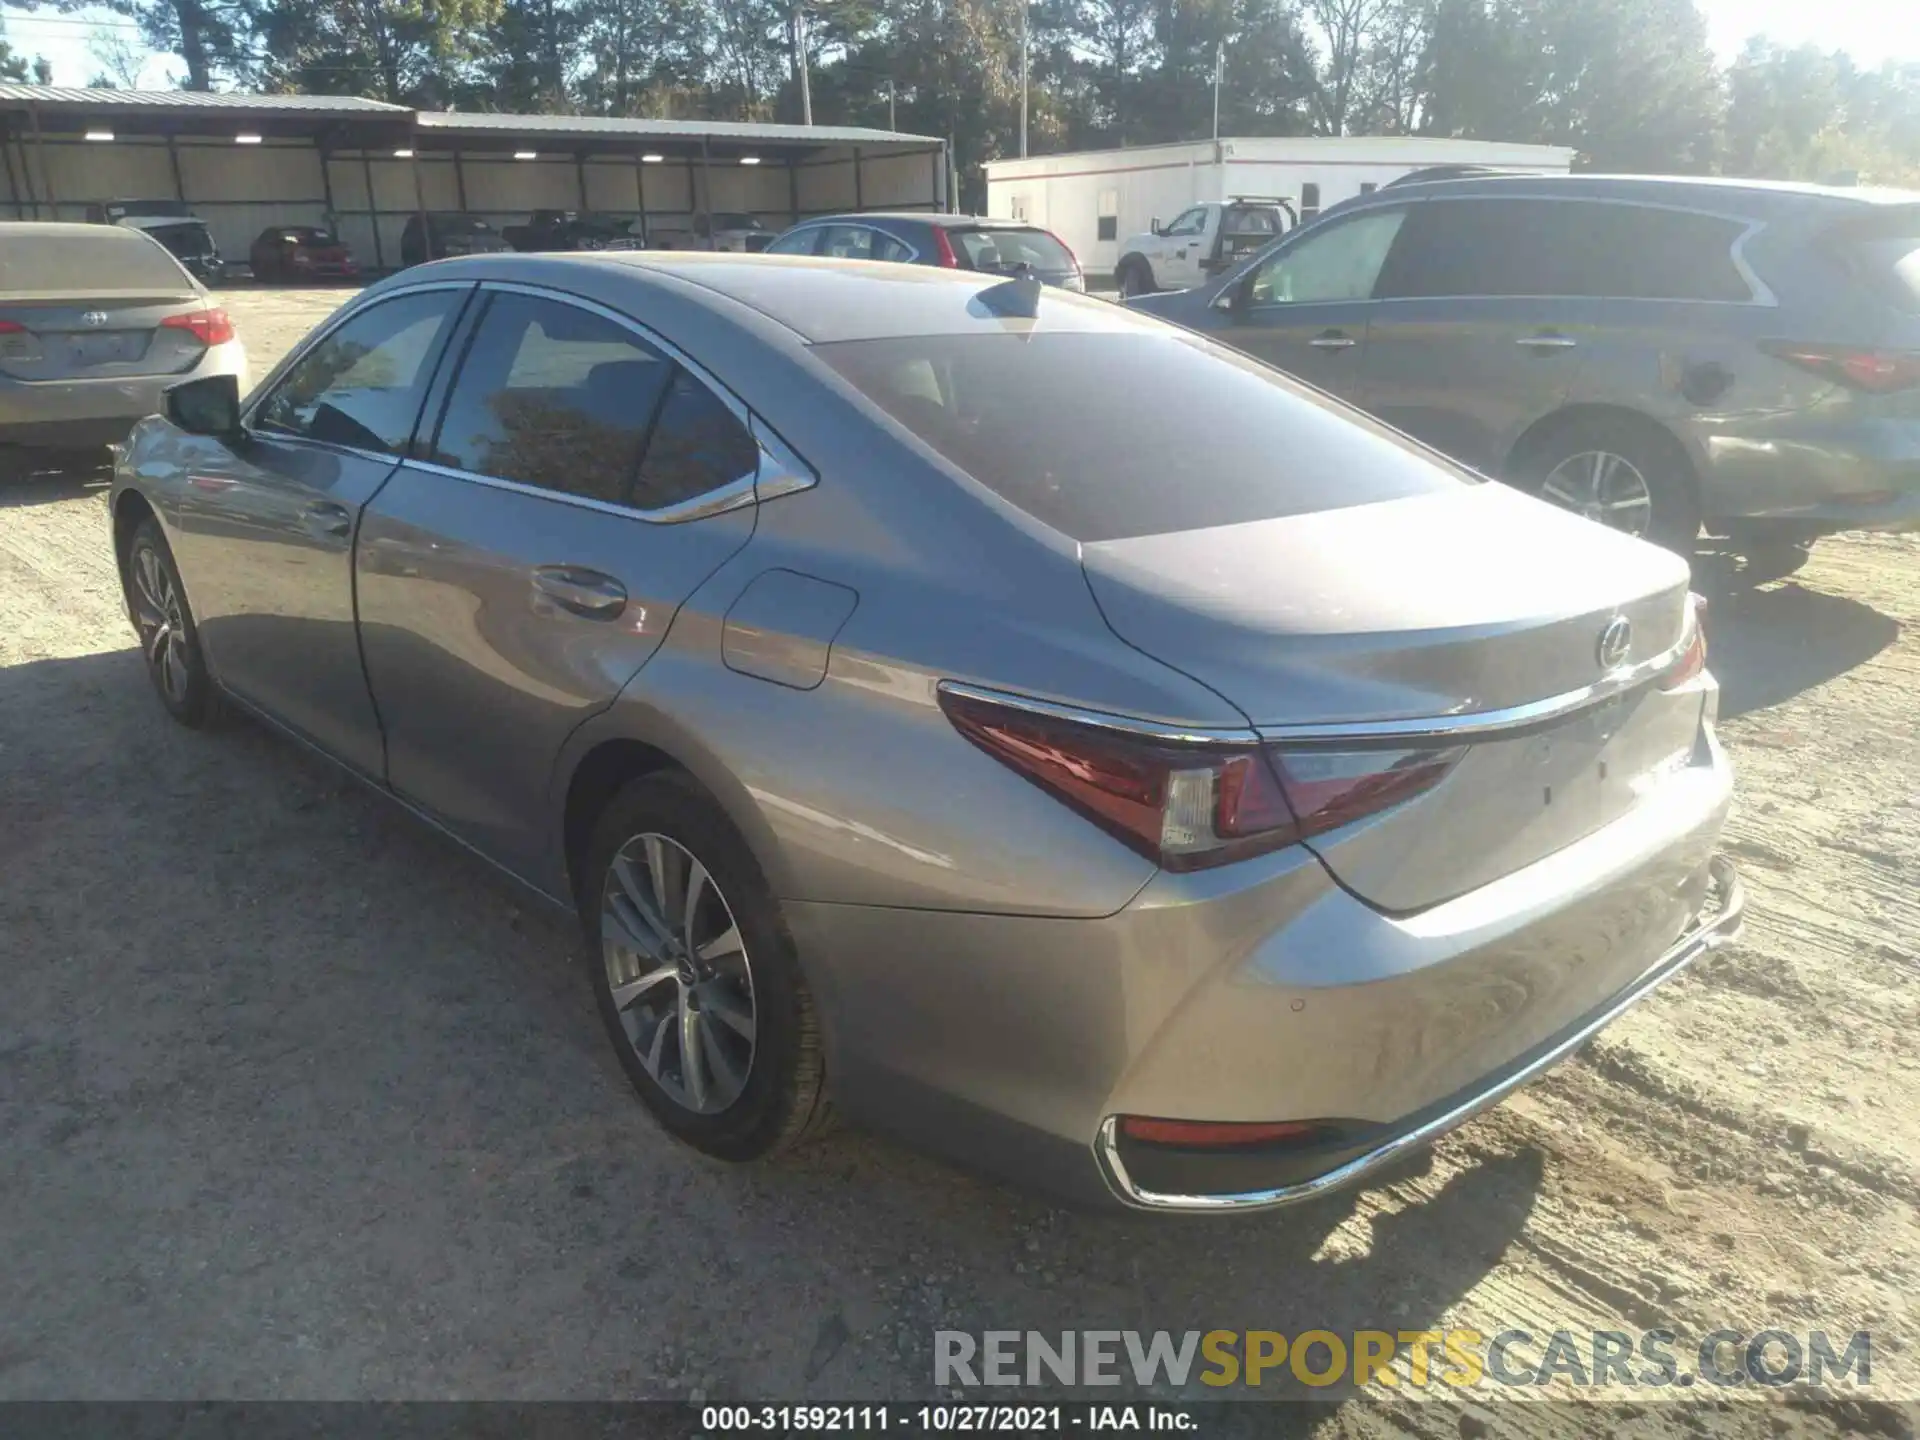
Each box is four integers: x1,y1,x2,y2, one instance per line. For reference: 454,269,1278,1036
1699,419,1920,533
789,731,1736,1210
0,343,245,449
1097,855,1744,1211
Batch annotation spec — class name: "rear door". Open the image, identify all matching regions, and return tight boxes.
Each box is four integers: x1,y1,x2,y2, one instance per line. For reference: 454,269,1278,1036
1212,204,1410,405
1357,198,1596,473
0,227,205,381
355,285,766,875
169,283,473,777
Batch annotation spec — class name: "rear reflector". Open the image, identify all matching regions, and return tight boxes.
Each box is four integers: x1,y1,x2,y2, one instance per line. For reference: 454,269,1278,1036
161,308,236,346
1764,341,1920,393
938,687,1464,872
1119,1116,1323,1148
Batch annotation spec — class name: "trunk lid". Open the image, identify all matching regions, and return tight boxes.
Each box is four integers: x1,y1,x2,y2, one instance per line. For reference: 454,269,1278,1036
1082,484,1700,910
0,291,211,381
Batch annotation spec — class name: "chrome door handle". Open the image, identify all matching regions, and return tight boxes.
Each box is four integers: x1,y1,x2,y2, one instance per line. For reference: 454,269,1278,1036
303,501,351,539
1310,333,1357,349
532,565,627,619
1517,333,1578,349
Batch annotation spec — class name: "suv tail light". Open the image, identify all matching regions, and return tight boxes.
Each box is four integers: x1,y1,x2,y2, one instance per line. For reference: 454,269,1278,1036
938,687,1464,872
1763,341,1920,393
1660,592,1709,691
161,308,236,346
931,226,960,268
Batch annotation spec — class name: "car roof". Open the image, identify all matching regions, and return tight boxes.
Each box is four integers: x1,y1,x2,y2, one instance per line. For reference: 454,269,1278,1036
1366,171,1920,217
794,212,1044,229
419,250,1161,344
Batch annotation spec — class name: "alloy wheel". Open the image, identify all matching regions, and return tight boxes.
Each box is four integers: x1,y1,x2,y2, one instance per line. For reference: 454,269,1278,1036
600,832,757,1115
1539,450,1654,538
129,544,192,705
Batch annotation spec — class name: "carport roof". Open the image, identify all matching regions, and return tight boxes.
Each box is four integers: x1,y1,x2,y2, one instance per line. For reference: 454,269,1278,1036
0,85,407,117
0,85,941,154
414,111,939,150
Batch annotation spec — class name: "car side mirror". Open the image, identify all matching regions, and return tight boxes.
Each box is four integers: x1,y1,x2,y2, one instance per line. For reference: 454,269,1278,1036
165,373,242,439
1212,276,1249,316
1149,218,1163,236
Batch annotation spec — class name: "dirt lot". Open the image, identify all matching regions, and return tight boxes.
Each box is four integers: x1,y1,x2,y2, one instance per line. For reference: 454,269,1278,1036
2,286,1917,1430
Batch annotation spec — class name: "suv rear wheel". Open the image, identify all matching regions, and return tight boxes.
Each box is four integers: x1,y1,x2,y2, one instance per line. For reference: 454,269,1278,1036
1515,418,1700,554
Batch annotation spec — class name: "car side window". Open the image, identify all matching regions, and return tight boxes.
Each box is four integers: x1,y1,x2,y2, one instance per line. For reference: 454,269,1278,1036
1247,207,1407,305
633,368,762,511
1375,199,1753,302
253,289,462,455
766,228,821,256
430,291,675,505
1164,207,1207,238
819,224,911,262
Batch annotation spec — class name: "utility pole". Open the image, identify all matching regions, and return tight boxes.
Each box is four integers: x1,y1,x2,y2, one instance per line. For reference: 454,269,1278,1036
1212,42,1223,141
887,78,897,132
1018,3,1029,158
794,3,813,125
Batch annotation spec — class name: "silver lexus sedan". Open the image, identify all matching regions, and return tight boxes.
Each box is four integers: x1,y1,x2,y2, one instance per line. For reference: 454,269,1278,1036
109,253,1743,1212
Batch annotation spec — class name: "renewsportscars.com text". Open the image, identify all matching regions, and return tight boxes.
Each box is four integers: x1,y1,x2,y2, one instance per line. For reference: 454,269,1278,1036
934,1329,1871,1391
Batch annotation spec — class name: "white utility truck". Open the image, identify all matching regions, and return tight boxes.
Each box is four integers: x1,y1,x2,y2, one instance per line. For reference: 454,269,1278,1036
1113,196,1294,297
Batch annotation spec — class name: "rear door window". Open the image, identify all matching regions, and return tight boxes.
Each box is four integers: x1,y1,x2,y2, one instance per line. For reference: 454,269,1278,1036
0,228,192,292
1376,199,1752,302
814,330,1469,542
430,291,675,504
952,227,1074,274
819,225,915,263
766,228,823,256
254,288,464,454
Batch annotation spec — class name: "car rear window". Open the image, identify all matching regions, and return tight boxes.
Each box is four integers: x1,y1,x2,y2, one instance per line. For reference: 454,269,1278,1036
149,223,216,257
0,229,191,291
813,331,1471,542
952,227,1076,275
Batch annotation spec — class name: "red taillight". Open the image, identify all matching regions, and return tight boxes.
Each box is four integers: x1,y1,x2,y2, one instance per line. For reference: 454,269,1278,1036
931,226,959,268
0,319,25,334
938,688,1463,872
1661,592,1709,691
1119,1116,1322,1148
162,308,235,346
1764,341,1920,393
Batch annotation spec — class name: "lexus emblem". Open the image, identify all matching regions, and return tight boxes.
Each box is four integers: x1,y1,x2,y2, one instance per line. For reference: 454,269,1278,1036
81,311,109,327
1597,615,1633,671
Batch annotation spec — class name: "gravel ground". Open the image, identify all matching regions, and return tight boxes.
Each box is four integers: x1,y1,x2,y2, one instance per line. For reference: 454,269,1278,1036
2,286,1917,1432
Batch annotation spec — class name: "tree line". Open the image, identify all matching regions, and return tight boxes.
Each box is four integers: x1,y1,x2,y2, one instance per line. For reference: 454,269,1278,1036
2,0,1917,204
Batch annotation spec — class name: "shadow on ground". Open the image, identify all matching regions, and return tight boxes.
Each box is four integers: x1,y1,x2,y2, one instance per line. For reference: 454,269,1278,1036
1696,578,1899,720
0,449,113,510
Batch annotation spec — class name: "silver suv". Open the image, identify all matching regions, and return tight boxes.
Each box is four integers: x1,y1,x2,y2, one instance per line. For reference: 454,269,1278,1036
1132,174,1920,575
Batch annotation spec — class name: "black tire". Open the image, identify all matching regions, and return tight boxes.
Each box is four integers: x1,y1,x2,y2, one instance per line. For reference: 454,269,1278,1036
579,771,831,1162
1513,417,1701,554
1116,258,1155,299
121,515,222,728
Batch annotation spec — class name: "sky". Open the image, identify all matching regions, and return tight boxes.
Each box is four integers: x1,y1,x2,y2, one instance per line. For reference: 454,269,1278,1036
2,0,1917,90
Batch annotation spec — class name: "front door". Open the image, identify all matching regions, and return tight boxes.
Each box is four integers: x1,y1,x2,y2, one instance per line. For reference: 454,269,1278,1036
1213,205,1411,406
355,286,764,876
169,284,472,776
1154,206,1210,290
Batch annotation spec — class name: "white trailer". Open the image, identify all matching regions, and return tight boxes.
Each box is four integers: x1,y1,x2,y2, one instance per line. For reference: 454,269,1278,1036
983,135,1577,281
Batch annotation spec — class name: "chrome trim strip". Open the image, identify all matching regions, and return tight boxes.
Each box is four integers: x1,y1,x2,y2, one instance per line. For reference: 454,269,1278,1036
397,457,759,525
940,613,1694,750
1259,621,1696,744
934,680,1260,748
1095,855,1745,1213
